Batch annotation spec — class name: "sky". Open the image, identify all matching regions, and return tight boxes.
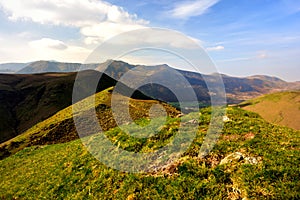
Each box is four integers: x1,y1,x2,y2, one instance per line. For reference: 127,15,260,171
0,0,299,81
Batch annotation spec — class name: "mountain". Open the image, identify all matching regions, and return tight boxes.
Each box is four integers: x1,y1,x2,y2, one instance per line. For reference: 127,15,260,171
16,60,101,74
96,59,136,79
239,91,300,130
0,107,299,199
0,63,28,73
220,74,299,103
98,60,300,103
0,70,151,143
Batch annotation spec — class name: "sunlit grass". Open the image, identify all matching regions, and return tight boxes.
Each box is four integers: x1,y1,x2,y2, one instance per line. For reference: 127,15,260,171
0,107,299,199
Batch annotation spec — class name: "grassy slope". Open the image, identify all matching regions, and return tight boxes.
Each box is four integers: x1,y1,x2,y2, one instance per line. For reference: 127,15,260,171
0,87,179,159
239,91,300,130
0,69,159,144
0,107,299,199
0,71,114,143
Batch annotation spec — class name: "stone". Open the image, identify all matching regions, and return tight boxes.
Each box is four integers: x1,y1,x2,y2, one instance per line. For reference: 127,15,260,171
176,113,185,118
244,156,258,165
187,119,198,124
219,152,260,166
223,116,231,122
220,152,244,165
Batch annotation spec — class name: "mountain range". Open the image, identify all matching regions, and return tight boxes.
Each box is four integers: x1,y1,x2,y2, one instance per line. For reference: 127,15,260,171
10,60,300,102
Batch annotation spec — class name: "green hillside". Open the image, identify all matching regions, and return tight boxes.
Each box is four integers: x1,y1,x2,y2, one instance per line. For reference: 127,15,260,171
0,70,115,143
239,91,300,130
0,87,179,159
0,70,154,144
1,107,299,199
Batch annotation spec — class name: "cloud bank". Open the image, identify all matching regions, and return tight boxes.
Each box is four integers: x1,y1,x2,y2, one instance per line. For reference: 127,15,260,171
0,0,148,42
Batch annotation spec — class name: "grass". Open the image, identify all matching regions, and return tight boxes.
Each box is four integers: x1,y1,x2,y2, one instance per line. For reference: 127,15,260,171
0,87,180,159
0,107,299,199
239,91,300,130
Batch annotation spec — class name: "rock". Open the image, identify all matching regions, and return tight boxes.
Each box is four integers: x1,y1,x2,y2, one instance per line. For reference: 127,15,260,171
220,152,244,165
244,156,258,165
176,113,185,118
220,152,260,165
182,119,199,126
187,119,198,124
223,116,231,122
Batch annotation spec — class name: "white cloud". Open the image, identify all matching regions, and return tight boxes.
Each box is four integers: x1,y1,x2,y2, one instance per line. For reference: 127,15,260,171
217,51,269,64
169,0,220,19
0,0,147,26
257,51,268,59
0,0,208,63
29,40,91,62
0,0,148,43
0,32,91,63
80,21,146,43
217,57,251,62
29,38,68,50
206,45,224,51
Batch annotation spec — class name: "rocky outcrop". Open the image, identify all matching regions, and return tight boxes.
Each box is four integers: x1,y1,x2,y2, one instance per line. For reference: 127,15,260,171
220,152,260,165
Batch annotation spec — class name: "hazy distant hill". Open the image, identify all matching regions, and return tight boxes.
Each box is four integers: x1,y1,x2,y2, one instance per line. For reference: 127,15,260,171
239,91,300,130
17,61,100,74
0,63,28,73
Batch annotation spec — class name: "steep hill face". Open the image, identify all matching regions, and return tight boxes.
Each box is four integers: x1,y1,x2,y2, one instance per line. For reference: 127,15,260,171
239,91,300,130
0,70,151,143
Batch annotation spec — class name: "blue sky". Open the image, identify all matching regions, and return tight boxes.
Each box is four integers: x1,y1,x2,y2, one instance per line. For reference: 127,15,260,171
0,0,299,81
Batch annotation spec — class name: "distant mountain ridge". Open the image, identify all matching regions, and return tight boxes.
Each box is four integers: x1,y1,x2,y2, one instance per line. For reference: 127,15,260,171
9,60,300,103
0,63,29,73
17,61,100,74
